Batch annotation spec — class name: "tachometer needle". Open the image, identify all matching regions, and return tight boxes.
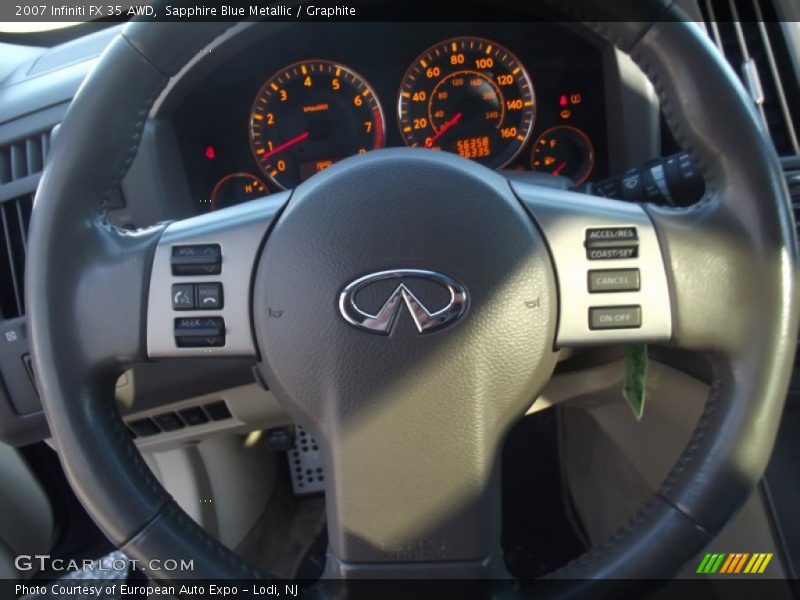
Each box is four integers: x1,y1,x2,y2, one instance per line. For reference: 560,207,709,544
425,112,463,148
553,161,568,176
260,131,310,161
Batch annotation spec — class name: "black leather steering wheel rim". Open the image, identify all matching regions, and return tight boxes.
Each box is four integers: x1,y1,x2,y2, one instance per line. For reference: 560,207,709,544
25,0,797,588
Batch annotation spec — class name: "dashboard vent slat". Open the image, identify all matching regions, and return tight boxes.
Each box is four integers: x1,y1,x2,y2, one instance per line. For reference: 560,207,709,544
9,144,27,181
701,0,800,156
0,129,51,185
0,148,10,185
0,194,32,319
24,136,43,176
0,126,55,321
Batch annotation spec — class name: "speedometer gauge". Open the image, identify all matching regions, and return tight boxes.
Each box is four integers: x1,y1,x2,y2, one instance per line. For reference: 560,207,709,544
249,60,385,189
398,37,535,169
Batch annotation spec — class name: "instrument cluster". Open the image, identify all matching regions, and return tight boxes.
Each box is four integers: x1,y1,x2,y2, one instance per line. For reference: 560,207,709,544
172,23,608,211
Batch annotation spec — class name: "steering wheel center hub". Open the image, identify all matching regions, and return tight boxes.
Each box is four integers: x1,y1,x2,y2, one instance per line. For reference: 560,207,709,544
252,148,559,564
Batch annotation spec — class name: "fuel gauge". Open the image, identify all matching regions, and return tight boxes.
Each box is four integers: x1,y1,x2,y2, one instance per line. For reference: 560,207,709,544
531,125,595,185
210,172,267,210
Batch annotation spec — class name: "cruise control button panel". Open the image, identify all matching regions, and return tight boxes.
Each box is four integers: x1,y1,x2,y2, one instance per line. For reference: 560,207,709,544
174,317,225,347
171,244,221,276
510,180,672,346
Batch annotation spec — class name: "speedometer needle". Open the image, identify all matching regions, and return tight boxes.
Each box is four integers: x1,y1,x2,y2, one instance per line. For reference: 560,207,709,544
260,131,310,161
553,161,568,176
425,112,463,148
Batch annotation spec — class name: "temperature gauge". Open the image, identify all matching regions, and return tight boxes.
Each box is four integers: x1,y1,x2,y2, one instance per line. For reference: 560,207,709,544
209,173,267,210
531,125,594,185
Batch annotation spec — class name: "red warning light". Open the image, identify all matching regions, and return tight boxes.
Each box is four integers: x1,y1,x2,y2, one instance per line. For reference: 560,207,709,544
205,145,216,160
559,95,568,107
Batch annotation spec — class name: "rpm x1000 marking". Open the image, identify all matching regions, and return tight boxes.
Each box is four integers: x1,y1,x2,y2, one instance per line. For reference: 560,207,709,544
398,37,535,169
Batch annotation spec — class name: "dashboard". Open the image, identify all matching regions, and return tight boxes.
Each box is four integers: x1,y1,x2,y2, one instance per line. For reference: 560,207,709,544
171,22,609,213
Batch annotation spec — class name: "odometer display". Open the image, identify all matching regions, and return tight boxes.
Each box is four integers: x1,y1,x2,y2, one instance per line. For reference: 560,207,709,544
249,60,385,189
398,37,535,169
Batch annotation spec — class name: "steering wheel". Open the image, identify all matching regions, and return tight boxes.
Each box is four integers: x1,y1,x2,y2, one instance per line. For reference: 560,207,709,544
26,0,797,589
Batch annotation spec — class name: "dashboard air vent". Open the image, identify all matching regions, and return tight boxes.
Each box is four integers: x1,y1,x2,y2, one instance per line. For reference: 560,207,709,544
0,130,50,184
700,0,800,156
0,126,54,320
0,194,33,319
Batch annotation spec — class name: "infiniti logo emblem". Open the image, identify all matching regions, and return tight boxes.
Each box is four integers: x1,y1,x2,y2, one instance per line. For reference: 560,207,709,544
338,269,468,335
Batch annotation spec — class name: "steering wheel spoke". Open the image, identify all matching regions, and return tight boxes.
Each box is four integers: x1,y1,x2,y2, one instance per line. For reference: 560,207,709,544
145,191,289,359
27,218,166,388
511,181,673,349
642,194,760,355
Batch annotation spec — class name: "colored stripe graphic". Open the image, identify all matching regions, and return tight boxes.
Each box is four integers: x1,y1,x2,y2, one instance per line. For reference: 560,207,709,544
700,552,774,575
722,553,747,574
745,553,774,574
696,554,713,574
697,553,727,574
719,554,736,574
758,554,773,573
744,554,760,573
734,553,750,573
711,554,726,573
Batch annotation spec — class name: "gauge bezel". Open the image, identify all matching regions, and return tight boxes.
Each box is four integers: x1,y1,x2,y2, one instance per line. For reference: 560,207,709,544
209,172,268,211
396,36,536,170
248,59,387,190
530,125,596,186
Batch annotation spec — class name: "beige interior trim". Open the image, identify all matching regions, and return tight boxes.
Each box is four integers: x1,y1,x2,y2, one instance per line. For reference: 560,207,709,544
142,433,279,550
560,359,788,581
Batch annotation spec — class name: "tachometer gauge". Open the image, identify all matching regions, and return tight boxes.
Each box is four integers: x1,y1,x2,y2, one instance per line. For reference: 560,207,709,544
531,125,595,185
210,172,267,211
398,37,535,169
249,60,385,189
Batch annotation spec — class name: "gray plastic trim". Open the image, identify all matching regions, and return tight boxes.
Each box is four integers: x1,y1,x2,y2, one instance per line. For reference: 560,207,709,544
147,192,288,358
512,181,672,347
122,383,289,453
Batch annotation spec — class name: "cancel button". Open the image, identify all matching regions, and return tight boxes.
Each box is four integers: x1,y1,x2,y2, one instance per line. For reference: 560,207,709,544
589,306,642,330
588,269,641,293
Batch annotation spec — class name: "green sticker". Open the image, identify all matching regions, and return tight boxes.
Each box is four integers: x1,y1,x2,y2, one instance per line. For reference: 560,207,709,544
623,345,647,420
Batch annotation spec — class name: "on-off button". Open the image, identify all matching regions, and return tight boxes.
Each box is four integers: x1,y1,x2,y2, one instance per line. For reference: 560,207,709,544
589,306,641,330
